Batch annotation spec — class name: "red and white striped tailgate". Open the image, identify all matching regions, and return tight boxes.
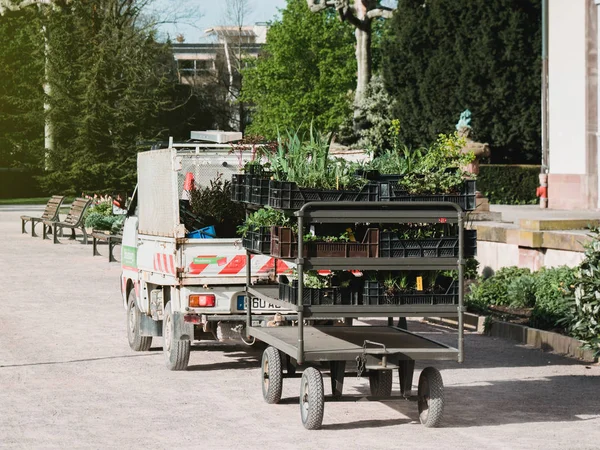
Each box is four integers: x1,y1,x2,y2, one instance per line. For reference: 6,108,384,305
154,253,176,275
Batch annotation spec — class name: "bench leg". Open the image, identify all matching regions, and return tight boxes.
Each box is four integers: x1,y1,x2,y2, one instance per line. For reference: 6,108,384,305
93,237,100,256
42,222,48,240
53,224,60,244
69,228,75,240
81,227,88,245
108,239,115,262
22,219,26,234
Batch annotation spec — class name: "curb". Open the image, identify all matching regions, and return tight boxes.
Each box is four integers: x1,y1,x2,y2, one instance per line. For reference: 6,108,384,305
488,320,597,363
425,314,597,362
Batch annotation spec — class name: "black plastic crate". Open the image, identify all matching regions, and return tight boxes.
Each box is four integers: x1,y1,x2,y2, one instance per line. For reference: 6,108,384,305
231,174,245,202
268,181,379,210
242,227,271,254
362,280,458,306
379,179,477,211
278,282,355,306
379,229,476,258
250,177,270,206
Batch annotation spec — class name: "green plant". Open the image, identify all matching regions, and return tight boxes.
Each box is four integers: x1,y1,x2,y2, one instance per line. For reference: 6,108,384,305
237,207,290,237
189,174,245,238
84,198,119,231
477,165,540,205
466,266,532,313
529,266,576,331
506,275,536,308
559,229,600,354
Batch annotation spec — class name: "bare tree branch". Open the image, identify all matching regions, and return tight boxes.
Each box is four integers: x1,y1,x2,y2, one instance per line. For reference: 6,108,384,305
366,7,395,19
306,0,335,13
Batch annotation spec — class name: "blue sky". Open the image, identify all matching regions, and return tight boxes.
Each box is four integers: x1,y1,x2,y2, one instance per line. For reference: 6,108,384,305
152,0,288,42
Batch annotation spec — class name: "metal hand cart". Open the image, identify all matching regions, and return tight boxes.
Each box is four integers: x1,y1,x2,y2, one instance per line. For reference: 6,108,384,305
244,202,466,429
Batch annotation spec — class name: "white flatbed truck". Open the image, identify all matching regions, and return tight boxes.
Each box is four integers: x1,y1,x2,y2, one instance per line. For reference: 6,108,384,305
121,132,290,370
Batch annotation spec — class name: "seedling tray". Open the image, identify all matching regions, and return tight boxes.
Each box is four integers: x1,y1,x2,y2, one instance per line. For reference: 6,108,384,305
279,282,355,306
379,179,477,211
270,227,380,259
268,180,379,210
242,227,271,254
379,229,477,258
362,280,458,306
230,173,272,206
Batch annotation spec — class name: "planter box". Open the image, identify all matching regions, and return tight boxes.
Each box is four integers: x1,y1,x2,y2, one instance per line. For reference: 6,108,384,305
268,180,379,210
278,281,356,306
379,179,477,211
242,227,271,254
379,229,477,258
362,280,458,306
270,227,379,259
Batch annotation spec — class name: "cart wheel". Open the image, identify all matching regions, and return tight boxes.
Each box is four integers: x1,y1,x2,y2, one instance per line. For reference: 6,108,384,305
418,367,445,428
369,370,393,397
261,347,283,404
300,367,324,430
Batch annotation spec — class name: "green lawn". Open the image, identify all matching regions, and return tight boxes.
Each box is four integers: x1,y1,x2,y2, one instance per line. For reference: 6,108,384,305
0,197,76,205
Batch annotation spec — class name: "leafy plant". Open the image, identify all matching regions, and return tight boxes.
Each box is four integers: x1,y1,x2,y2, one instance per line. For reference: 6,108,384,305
559,228,600,354
189,174,245,238
530,266,577,330
506,275,536,308
237,207,290,237
466,266,532,313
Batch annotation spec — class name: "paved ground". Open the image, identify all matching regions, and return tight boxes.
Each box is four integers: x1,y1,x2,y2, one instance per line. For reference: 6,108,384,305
1,207,599,449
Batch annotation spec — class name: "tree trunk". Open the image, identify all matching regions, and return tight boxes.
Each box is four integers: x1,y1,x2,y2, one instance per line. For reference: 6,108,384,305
354,21,371,108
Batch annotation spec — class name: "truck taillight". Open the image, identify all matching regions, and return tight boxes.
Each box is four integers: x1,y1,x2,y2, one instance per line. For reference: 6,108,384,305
189,294,215,308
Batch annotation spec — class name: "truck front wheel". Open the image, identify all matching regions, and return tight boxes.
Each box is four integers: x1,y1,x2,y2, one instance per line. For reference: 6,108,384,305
163,302,191,371
127,290,152,351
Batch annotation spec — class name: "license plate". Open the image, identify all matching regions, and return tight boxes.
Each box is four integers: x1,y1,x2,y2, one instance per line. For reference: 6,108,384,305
237,295,281,311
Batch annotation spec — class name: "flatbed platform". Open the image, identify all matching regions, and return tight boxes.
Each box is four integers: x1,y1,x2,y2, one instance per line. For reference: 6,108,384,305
248,325,458,362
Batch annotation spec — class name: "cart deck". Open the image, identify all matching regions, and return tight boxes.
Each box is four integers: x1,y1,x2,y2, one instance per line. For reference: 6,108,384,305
249,325,458,362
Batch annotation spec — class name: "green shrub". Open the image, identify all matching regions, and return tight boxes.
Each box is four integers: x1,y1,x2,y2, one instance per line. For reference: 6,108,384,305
477,165,540,205
530,266,576,331
466,266,531,313
506,275,536,308
560,229,600,356
84,199,118,230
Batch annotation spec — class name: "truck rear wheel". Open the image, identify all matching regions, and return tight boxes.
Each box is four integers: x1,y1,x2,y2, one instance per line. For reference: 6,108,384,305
163,302,190,371
127,290,152,351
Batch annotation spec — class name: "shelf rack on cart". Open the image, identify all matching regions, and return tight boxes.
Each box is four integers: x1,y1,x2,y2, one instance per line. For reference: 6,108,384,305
243,201,467,430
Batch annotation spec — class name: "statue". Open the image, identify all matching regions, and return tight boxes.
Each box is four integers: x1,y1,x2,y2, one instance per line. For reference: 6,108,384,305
455,109,490,176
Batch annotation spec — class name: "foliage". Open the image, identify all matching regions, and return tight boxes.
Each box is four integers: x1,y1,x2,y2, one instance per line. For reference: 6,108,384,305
477,164,540,205
353,75,395,151
189,174,245,237
241,0,356,138
530,266,577,330
266,126,366,190
0,7,44,170
466,266,532,314
382,0,542,164
560,229,600,355
237,207,290,237
84,196,124,231
506,275,536,309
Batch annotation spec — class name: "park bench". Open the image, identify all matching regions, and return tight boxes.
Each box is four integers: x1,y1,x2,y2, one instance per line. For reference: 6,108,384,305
20,195,65,237
43,197,92,244
91,223,123,262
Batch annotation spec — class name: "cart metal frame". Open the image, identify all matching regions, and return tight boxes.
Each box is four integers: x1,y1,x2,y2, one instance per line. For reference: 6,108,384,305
243,201,466,429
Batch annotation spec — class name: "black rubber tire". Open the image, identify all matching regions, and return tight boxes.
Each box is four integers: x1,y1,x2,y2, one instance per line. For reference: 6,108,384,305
300,367,324,430
261,347,283,404
369,370,393,397
418,367,445,428
162,302,190,371
126,290,152,351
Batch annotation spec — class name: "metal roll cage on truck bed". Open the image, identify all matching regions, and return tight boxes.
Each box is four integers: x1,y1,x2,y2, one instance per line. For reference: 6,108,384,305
244,201,466,430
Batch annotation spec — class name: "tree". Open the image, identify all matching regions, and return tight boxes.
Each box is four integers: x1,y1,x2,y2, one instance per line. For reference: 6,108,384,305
241,0,356,138
306,0,396,114
382,0,541,163
0,7,44,169
40,0,181,194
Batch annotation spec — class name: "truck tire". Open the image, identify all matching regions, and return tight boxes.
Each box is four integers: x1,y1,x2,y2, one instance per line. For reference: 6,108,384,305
300,367,324,430
127,290,152,351
418,367,445,428
369,370,393,397
261,347,283,404
163,302,190,371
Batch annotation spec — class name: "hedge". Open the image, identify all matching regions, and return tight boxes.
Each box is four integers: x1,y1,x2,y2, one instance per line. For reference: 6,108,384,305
0,168,45,199
477,164,540,205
